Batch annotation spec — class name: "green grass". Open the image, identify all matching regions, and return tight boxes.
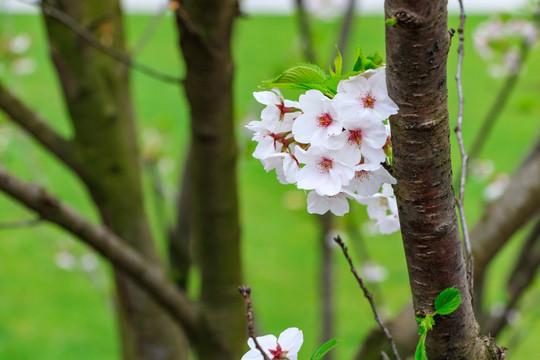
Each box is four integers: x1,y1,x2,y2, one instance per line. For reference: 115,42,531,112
0,12,539,360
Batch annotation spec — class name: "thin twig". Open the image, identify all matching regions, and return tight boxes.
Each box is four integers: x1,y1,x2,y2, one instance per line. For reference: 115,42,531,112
238,286,271,360
131,1,171,55
333,236,401,360
0,217,41,229
37,2,182,84
329,0,357,65
453,0,474,299
294,0,316,63
0,82,79,172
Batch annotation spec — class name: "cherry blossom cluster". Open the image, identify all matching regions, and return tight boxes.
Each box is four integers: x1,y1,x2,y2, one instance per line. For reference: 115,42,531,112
247,66,400,234
474,16,538,77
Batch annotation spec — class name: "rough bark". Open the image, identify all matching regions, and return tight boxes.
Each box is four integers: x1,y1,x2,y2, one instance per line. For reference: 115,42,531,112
384,1,502,358
175,1,244,359
41,2,186,359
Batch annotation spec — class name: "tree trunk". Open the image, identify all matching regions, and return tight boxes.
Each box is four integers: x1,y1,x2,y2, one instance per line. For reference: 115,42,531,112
384,1,503,358
41,1,187,359
175,1,245,359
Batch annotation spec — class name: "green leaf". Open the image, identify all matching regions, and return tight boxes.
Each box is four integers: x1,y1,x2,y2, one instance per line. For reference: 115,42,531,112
414,334,428,360
352,48,364,72
386,18,397,26
434,288,462,315
333,46,343,76
310,339,344,360
261,63,326,88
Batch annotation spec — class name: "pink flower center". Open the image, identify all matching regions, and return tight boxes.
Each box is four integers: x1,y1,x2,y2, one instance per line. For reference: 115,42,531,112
269,344,289,360
317,157,333,173
348,129,363,146
317,112,334,128
362,93,376,109
355,170,370,180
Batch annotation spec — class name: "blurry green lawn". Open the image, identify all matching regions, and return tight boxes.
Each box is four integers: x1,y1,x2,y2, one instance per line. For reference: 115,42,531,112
0,13,539,360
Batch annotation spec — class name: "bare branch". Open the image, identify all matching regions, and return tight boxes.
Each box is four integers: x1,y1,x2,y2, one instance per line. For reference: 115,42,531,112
131,1,171,55
0,82,79,171
330,0,357,64
472,142,540,278
483,217,540,337
333,236,401,360
294,0,316,63
0,166,224,351
0,217,41,229
38,2,182,84
238,286,271,360
453,0,474,300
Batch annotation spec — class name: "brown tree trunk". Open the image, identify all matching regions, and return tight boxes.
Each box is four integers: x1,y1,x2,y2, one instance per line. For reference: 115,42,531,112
41,1,187,359
384,1,503,358
175,1,245,359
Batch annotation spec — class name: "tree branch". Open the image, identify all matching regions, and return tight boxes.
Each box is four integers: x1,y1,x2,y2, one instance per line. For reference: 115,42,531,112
472,142,540,279
0,166,223,352
483,216,540,337
0,82,79,171
0,217,41,229
453,0,474,300
39,2,182,84
334,236,401,360
294,0,316,63
238,286,271,360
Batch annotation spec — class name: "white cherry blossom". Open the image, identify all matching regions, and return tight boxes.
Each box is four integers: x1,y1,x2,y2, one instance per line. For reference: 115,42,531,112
242,327,303,360
346,164,396,196
326,116,387,164
246,118,294,160
295,145,356,196
358,184,400,234
262,151,300,185
334,67,399,122
254,89,300,125
306,190,350,216
292,89,344,146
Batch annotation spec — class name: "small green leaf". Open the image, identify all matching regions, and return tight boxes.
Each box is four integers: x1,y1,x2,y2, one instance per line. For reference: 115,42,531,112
434,288,462,315
352,48,364,72
414,335,428,360
310,339,344,360
333,46,343,76
386,18,397,26
261,63,326,88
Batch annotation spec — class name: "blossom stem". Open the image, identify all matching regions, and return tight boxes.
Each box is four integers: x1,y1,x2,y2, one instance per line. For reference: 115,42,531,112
238,286,271,360
333,236,401,360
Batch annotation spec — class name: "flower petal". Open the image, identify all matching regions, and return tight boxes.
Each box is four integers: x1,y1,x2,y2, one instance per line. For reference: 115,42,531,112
277,328,303,356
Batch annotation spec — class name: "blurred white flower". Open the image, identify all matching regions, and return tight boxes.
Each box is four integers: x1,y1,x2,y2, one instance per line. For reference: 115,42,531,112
11,57,36,75
469,158,495,181
55,250,76,271
10,34,31,54
483,173,510,202
81,253,99,272
361,261,388,283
